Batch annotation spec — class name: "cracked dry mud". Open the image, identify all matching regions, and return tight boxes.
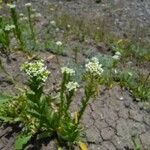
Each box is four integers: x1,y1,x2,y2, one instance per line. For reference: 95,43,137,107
81,87,150,150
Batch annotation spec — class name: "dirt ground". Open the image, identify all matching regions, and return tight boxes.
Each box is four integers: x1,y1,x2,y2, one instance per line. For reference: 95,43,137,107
0,0,150,150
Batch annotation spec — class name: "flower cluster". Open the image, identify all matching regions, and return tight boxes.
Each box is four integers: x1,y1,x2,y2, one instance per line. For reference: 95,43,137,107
56,41,62,46
31,9,36,12
34,13,42,18
19,13,24,17
112,51,121,60
61,67,75,75
21,60,50,82
66,82,79,91
5,25,15,31
50,20,56,26
8,4,16,9
85,57,103,76
25,3,32,7
67,24,71,28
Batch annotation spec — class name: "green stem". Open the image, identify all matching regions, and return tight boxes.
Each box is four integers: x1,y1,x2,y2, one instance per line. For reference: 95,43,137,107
59,73,67,120
142,72,150,88
27,6,36,50
66,90,74,111
78,78,93,121
10,7,24,49
78,95,90,122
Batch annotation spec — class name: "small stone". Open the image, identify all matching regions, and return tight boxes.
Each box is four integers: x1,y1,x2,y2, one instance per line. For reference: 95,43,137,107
119,97,124,100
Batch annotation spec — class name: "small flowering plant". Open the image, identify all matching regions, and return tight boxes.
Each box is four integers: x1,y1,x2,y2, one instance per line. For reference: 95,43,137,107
25,2,37,50
0,58,104,149
79,57,104,120
112,51,121,67
8,3,25,49
84,57,104,94
21,60,50,89
0,16,15,53
85,57,104,77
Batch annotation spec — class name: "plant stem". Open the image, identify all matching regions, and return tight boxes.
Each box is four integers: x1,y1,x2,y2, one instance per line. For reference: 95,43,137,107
66,90,74,110
59,73,67,120
10,7,24,50
27,6,36,50
78,96,90,121
78,77,94,121
142,72,150,88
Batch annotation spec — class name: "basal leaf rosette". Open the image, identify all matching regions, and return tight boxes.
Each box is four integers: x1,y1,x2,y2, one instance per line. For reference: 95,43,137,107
21,60,50,89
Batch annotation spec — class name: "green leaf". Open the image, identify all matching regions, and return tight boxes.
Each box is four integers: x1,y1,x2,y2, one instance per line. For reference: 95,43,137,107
0,116,13,122
15,134,32,150
37,131,52,140
0,94,11,104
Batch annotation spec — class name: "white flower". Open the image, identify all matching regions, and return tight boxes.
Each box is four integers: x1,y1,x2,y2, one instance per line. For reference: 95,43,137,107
115,51,121,56
85,57,103,76
112,51,121,60
56,41,62,46
35,13,42,18
112,55,120,60
66,82,79,91
67,24,71,28
50,8,54,11
56,28,60,32
119,97,124,100
31,9,36,12
19,13,24,17
21,60,50,83
5,25,15,31
61,67,75,75
25,3,32,7
8,4,16,9
31,14,35,19
21,17,28,21
50,20,56,26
